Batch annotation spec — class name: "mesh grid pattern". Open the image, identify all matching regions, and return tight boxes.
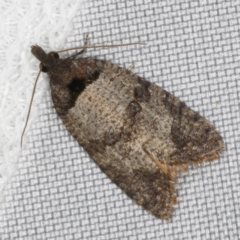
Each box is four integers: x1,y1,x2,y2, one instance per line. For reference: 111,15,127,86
0,0,239,239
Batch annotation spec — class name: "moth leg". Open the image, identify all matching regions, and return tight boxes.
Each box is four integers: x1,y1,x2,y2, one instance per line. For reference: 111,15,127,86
127,61,135,71
71,34,89,58
83,34,89,47
110,62,136,81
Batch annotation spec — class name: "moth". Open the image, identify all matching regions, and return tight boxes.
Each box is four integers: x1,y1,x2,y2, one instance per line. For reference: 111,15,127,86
25,37,224,220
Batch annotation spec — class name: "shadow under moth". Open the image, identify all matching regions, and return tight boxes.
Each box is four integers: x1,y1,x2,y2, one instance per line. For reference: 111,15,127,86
24,37,224,221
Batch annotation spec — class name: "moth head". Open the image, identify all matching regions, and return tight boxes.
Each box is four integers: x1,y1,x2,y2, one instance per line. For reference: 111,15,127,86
31,45,59,72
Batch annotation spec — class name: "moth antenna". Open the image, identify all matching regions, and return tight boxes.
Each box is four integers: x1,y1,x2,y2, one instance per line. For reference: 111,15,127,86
56,42,146,53
21,67,42,147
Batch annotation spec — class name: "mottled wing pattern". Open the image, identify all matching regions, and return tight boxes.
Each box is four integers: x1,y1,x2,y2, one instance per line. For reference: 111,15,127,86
51,58,224,220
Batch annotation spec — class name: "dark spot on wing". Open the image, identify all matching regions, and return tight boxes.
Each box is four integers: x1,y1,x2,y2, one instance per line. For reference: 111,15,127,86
88,70,100,82
192,112,201,122
126,100,142,118
134,86,150,102
85,139,106,155
104,132,122,146
137,76,151,88
68,78,86,94
134,77,151,102
162,90,186,120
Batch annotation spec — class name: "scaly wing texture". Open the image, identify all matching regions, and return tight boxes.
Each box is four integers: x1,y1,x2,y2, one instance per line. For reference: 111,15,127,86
56,59,224,220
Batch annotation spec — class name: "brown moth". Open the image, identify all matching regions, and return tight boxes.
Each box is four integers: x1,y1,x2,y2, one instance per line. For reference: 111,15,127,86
29,40,224,221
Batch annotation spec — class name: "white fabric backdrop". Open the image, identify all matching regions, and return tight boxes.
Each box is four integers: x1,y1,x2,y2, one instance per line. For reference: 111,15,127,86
0,0,239,239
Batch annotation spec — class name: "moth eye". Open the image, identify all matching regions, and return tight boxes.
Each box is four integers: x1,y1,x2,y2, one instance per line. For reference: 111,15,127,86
49,52,59,59
40,62,48,72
